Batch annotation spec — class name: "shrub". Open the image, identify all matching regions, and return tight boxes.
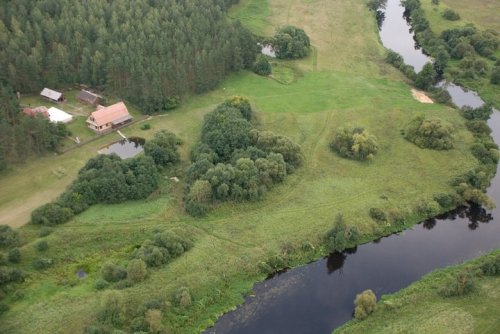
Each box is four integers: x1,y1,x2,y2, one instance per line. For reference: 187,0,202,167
491,66,500,85
7,248,21,263
35,240,48,252
101,262,127,282
140,123,151,130
415,63,437,90
433,193,458,208
127,259,148,284
252,55,272,76
388,208,406,225
133,231,193,268
330,127,379,161
471,142,500,165
0,225,19,248
94,278,109,290
369,208,387,222
33,257,53,270
480,255,500,276
143,130,181,167
354,289,377,320
414,200,441,217
440,270,475,297
175,287,192,308
0,302,9,315
99,290,125,326
273,25,310,59
145,309,163,333
461,104,493,121
38,226,54,237
221,96,253,121
31,203,74,226
403,114,454,150
324,214,359,252
442,9,460,21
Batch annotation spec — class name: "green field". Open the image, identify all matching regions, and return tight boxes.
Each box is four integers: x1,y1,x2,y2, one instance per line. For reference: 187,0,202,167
0,0,490,333
335,250,500,334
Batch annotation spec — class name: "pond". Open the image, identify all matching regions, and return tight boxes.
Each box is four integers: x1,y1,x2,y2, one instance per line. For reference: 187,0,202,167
205,0,500,333
97,137,145,159
260,44,276,58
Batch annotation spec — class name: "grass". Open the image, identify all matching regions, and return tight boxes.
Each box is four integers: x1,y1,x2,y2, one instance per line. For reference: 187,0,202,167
335,250,500,334
419,0,500,109
0,0,491,333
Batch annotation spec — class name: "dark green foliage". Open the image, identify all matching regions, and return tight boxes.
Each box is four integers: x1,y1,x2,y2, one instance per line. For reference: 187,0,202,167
98,291,125,327
0,303,9,315
174,287,192,308
404,114,454,150
466,120,492,137
94,278,110,290
32,257,53,270
430,87,452,104
38,226,54,238
126,259,148,284
0,86,68,169
35,240,48,252
414,200,441,217
31,203,74,226
439,270,475,297
388,208,407,226
133,231,193,268
415,63,437,90
0,266,24,285
144,130,181,167
491,66,500,84
470,142,499,165
369,208,387,222
354,289,377,320
461,104,493,121
433,193,458,208
100,262,127,283
140,123,151,131
273,26,310,59
367,0,387,11
442,9,460,21
324,214,360,252
480,255,500,276
0,225,19,248
0,0,257,114
220,96,253,121
330,127,379,161
252,55,272,76
7,248,21,264
385,50,418,81
250,130,303,171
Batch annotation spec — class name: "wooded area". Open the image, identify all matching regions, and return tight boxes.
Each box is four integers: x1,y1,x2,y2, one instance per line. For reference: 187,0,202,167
0,0,257,114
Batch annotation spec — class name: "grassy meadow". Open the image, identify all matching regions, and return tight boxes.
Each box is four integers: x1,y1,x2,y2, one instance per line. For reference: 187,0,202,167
335,250,500,334
0,0,489,333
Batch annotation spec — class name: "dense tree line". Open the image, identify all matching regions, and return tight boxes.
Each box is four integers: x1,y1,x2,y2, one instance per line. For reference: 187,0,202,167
184,97,302,216
0,0,258,113
0,86,68,171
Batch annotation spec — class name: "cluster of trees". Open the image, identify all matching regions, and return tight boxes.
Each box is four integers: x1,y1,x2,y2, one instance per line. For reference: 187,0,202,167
0,86,68,171
272,26,310,59
143,130,182,168
0,0,258,113
402,0,499,87
133,231,193,268
324,214,359,253
185,97,302,216
330,127,379,161
0,226,25,315
403,114,454,150
31,154,161,225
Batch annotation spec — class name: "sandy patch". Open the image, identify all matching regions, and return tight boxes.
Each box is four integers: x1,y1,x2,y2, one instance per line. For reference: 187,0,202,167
411,89,434,104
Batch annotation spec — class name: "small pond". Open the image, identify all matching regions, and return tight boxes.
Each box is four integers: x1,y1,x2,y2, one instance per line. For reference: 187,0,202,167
98,137,145,159
260,44,276,58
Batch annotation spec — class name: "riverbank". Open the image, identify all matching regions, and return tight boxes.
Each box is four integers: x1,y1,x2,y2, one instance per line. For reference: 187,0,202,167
334,249,500,333
0,1,488,333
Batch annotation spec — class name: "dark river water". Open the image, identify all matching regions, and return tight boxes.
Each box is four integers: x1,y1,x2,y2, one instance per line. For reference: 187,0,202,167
206,1,500,333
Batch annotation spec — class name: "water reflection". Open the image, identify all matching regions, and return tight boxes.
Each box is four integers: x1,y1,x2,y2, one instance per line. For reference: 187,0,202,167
98,137,145,159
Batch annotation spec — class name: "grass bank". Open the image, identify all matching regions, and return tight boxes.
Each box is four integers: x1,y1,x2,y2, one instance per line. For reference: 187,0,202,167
335,250,500,334
0,0,488,333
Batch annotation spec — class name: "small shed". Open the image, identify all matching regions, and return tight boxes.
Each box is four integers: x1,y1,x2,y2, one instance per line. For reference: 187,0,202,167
40,88,65,103
47,107,73,124
77,90,100,105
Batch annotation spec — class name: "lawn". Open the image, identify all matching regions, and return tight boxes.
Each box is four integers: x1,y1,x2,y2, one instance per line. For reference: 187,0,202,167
0,0,489,333
335,250,500,334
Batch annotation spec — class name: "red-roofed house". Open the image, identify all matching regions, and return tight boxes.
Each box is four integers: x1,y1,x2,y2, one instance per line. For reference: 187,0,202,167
23,106,49,119
86,102,133,134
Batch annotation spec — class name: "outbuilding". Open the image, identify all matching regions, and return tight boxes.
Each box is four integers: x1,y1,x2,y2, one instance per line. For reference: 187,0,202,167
40,88,65,103
77,90,100,105
47,107,73,124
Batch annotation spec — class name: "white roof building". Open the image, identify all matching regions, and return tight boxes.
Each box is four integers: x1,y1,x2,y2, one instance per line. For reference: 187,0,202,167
47,107,73,124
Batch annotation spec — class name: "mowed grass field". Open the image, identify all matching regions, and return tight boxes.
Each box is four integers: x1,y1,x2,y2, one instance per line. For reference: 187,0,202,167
335,250,500,334
0,0,485,333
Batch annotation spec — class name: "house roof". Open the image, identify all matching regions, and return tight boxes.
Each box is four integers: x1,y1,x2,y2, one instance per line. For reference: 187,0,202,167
40,88,63,101
47,107,73,123
23,107,49,118
88,102,131,127
77,90,99,104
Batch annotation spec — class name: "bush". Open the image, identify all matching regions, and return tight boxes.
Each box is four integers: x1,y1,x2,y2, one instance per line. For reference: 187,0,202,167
221,96,253,121
0,302,9,315
175,287,192,308
31,203,73,226
0,225,19,248
33,257,53,270
480,255,500,276
414,200,441,217
273,25,310,59
140,123,151,130
442,9,460,21
252,55,272,76
433,193,458,208
101,262,127,282
145,309,163,333
324,214,359,252
461,104,493,121
404,114,454,150
369,208,387,222
7,248,21,263
440,270,475,297
38,226,54,237
491,66,500,85
354,289,377,320
35,240,48,252
133,231,193,268
94,278,109,290
99,290,125,326
415,62,437,90
127,259,148,284
143,130,181,167
330,127,379,161
388,208,407,225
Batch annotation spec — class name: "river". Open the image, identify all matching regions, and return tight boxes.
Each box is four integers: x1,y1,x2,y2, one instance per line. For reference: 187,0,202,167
206,0,500,333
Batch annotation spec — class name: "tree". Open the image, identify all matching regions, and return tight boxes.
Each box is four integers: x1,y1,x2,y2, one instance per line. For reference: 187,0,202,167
415,62,436,90
354,289,377,320
273,26,310,59
127,259,148,284
144,130,181,167
252,55,272,76
404,114,454,150
0,225,19,248
101,262,127,283
330,127,379,161
99,290,125,326
491,67,500,85
31,203,74,226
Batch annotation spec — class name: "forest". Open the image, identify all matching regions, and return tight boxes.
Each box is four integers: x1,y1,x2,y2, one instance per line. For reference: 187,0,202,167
0,0,257,113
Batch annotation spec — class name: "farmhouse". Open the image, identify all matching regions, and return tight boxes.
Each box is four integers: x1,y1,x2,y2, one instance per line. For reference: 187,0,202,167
77,90,100,105
40,88,65,103
86,102,132,134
